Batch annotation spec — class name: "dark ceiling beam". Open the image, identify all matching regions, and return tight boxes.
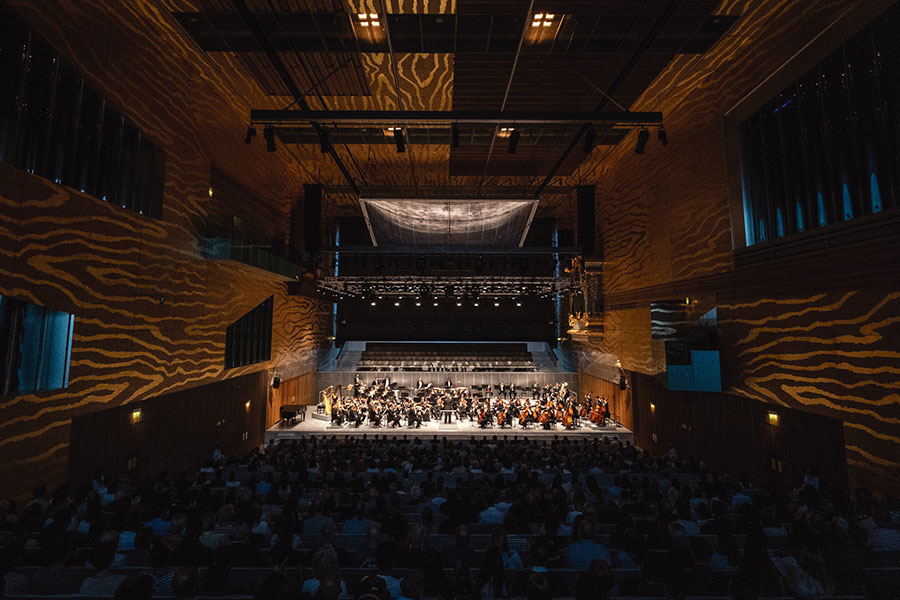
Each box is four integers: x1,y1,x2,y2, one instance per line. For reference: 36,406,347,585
478,0,535,193
323,185,577,196
377,0,418,190
533,125,589,198
251,109,663,126
230,0,360,195
594,0,685,111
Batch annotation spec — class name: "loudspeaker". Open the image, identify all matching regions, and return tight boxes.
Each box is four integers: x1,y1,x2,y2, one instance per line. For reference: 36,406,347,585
577,185,596,256
619,375,628,390
272,376,280,389
303,184,323,257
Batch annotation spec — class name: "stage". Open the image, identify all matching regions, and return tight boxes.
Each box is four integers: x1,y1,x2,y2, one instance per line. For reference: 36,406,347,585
265,412,633,443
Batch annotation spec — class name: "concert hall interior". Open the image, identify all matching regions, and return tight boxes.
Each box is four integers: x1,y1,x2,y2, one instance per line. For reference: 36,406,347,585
1,0,900,598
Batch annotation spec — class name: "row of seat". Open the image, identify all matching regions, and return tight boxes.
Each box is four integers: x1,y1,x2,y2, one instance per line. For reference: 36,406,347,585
10,564,899,597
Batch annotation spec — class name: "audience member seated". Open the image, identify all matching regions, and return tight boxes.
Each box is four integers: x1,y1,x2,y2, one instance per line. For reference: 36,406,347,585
565,518,611,570
79,544,126,596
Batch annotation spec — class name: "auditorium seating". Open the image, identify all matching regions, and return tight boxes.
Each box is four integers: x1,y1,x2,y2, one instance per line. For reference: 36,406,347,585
1,436,895,600
357,343,537,372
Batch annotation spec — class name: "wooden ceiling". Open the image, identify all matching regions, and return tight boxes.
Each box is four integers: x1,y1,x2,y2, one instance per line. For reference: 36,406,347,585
159,0,739,189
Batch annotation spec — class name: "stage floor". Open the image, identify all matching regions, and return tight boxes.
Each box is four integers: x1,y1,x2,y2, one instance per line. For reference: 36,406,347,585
265,414,634,443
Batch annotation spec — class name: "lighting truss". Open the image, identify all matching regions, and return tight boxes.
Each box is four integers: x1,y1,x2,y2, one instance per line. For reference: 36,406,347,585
317,276,572,299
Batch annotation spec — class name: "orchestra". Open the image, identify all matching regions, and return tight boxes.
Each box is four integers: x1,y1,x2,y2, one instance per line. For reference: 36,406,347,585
322,379,615,430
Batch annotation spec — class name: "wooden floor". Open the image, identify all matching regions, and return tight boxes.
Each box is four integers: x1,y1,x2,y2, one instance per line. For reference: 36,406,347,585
265,413,634,443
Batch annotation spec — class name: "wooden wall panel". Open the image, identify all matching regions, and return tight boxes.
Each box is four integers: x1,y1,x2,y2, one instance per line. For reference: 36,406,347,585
0,167,329,499
0,0,331,501
68,371,268,486
267,370,318,428
578,372,632,431
719,289,900,496
565,0,900,497
630,372,848,496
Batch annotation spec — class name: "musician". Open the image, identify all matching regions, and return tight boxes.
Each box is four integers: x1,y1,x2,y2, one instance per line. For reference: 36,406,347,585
355,373,362,386
510,381,517,399
408,404,422,428
389,404,402,428
532,381,539,399
498,381,506,399
445,377,453,389
416,377,425,390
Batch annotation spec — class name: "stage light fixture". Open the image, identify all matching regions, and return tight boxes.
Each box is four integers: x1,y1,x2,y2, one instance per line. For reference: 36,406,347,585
263,127,276,152
394,301,400,306
415,301,421,306
451,124,460,148
473,302,479,306
494,301,500,307
318,130,331,153
583,126,596,154
393,128,406,153
370,301,376,306
516,301,522,307
507,129,520,154
433,301,438,306
658,127,669,146
635,128,650,154
456,301,462,306
244,126,256,144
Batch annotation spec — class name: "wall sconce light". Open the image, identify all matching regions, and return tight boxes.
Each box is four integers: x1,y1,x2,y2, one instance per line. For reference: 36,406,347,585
650,403,656,412
131,408,142,423
767,411,779,426
245,401,251,411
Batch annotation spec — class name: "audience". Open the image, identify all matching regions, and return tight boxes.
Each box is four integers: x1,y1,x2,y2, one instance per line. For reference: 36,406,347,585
0,435,891,600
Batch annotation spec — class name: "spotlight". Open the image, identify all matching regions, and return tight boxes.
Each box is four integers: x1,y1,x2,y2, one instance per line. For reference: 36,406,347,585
658,127,668,146
433,301,438,306
451,124,460,148
635,128,650,154
516,301,522,307
244,126,256,144
370,301,376,306
473,302,479,306
415,301,421,306
494,302,499,307
393,128,406,153
263,127,276,152
394,301,400,306
318,130,331,153
507,129,520,154
456,301,462,306
583,126,596,154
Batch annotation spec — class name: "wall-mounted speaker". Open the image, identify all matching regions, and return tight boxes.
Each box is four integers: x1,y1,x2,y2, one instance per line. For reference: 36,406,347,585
303,184,323,257
272,376,280,389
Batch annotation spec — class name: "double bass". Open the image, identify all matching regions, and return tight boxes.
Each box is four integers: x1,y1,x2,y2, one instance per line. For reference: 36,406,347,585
589,398,603,424
562,401,575,429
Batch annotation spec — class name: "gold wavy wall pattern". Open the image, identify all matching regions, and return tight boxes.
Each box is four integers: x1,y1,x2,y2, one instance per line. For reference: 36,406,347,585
0,165,329,501
719,290,900,495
